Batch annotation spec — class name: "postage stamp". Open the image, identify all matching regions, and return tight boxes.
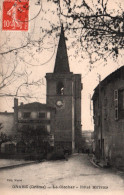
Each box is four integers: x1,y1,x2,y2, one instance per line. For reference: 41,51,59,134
2,0,29,31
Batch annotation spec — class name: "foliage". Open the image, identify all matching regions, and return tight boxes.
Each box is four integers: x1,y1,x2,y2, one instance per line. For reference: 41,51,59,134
0,0,123,99
18,125,50,153
52,0,124,64
0,132,10,145
0,123,3,130
0,122,17,145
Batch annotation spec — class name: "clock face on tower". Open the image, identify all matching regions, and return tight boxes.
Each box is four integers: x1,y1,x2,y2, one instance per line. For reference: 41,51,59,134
56,100,63,107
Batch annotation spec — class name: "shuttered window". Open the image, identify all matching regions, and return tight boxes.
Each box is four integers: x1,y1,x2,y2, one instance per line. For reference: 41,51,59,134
23,112,31,119
39,112,45,118
118,89,124,119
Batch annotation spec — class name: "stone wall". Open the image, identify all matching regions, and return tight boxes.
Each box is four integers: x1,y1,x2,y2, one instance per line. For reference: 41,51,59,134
93,70,124,168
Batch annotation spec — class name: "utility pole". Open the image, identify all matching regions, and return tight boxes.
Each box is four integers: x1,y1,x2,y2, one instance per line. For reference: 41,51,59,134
98,74,103,159
89,94,93,123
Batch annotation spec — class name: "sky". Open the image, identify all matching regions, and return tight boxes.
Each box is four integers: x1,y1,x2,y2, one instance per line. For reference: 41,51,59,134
0,0,124,131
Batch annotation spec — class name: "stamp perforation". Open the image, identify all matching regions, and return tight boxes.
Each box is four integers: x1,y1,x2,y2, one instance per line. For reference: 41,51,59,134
2,0,29,31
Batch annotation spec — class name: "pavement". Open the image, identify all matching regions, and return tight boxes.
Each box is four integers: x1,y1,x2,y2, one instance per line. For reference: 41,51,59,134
0,154,114,170
0,153,124,191
0,153,124,173
89,154,124,174
89,154,108,168
0,159,39,170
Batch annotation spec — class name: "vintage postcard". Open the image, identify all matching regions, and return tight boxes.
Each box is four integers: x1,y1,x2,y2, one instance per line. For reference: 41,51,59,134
0,0,124,195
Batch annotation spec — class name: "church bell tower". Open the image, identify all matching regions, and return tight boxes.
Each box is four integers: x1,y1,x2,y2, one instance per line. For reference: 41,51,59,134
46,26,82,152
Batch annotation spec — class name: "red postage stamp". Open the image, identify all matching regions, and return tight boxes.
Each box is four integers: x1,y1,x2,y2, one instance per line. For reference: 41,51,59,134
2,0,29,31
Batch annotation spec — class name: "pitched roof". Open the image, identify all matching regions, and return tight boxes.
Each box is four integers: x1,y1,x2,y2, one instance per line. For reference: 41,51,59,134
0,112,14,115
16,102,55,110
92,66,124,100
54,25,70,73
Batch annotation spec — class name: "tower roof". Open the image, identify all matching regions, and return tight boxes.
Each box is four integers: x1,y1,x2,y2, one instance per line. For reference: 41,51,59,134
54,25,70,73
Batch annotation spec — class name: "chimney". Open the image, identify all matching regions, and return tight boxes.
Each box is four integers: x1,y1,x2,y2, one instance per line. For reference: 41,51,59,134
14,98,18,108
14,98,18,131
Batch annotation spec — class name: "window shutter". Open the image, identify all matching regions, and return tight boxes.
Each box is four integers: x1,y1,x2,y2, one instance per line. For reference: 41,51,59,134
114,89,118,120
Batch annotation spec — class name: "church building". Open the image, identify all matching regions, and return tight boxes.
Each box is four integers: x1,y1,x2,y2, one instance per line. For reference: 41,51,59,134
11,26,82,154
46,26,82,152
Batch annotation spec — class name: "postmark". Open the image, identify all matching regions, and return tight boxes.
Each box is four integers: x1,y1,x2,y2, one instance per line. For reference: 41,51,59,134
2,0,29,31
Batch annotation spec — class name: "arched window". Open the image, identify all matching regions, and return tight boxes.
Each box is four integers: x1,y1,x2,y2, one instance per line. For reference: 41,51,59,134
57,81,64,95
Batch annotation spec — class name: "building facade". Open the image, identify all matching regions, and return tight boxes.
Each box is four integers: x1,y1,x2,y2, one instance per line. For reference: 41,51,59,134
46,26,82,152
14,99,55,152
0,112,14,136
92,66,124,169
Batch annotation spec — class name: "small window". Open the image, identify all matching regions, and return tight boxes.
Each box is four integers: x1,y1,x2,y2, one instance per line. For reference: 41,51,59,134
23,112,31,118
39,112,45,118
118,89,124,119
57,81,64,95
115,109,118,120
104,108,107,120
120,90,124,109
114,90,118,120
114,90,118,100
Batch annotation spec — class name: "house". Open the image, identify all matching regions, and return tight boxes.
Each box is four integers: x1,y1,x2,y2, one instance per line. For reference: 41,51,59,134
92,66,124,169
13,98,56,153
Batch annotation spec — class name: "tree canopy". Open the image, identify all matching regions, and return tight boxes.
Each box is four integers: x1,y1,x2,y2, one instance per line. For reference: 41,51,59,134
0,0,123,99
